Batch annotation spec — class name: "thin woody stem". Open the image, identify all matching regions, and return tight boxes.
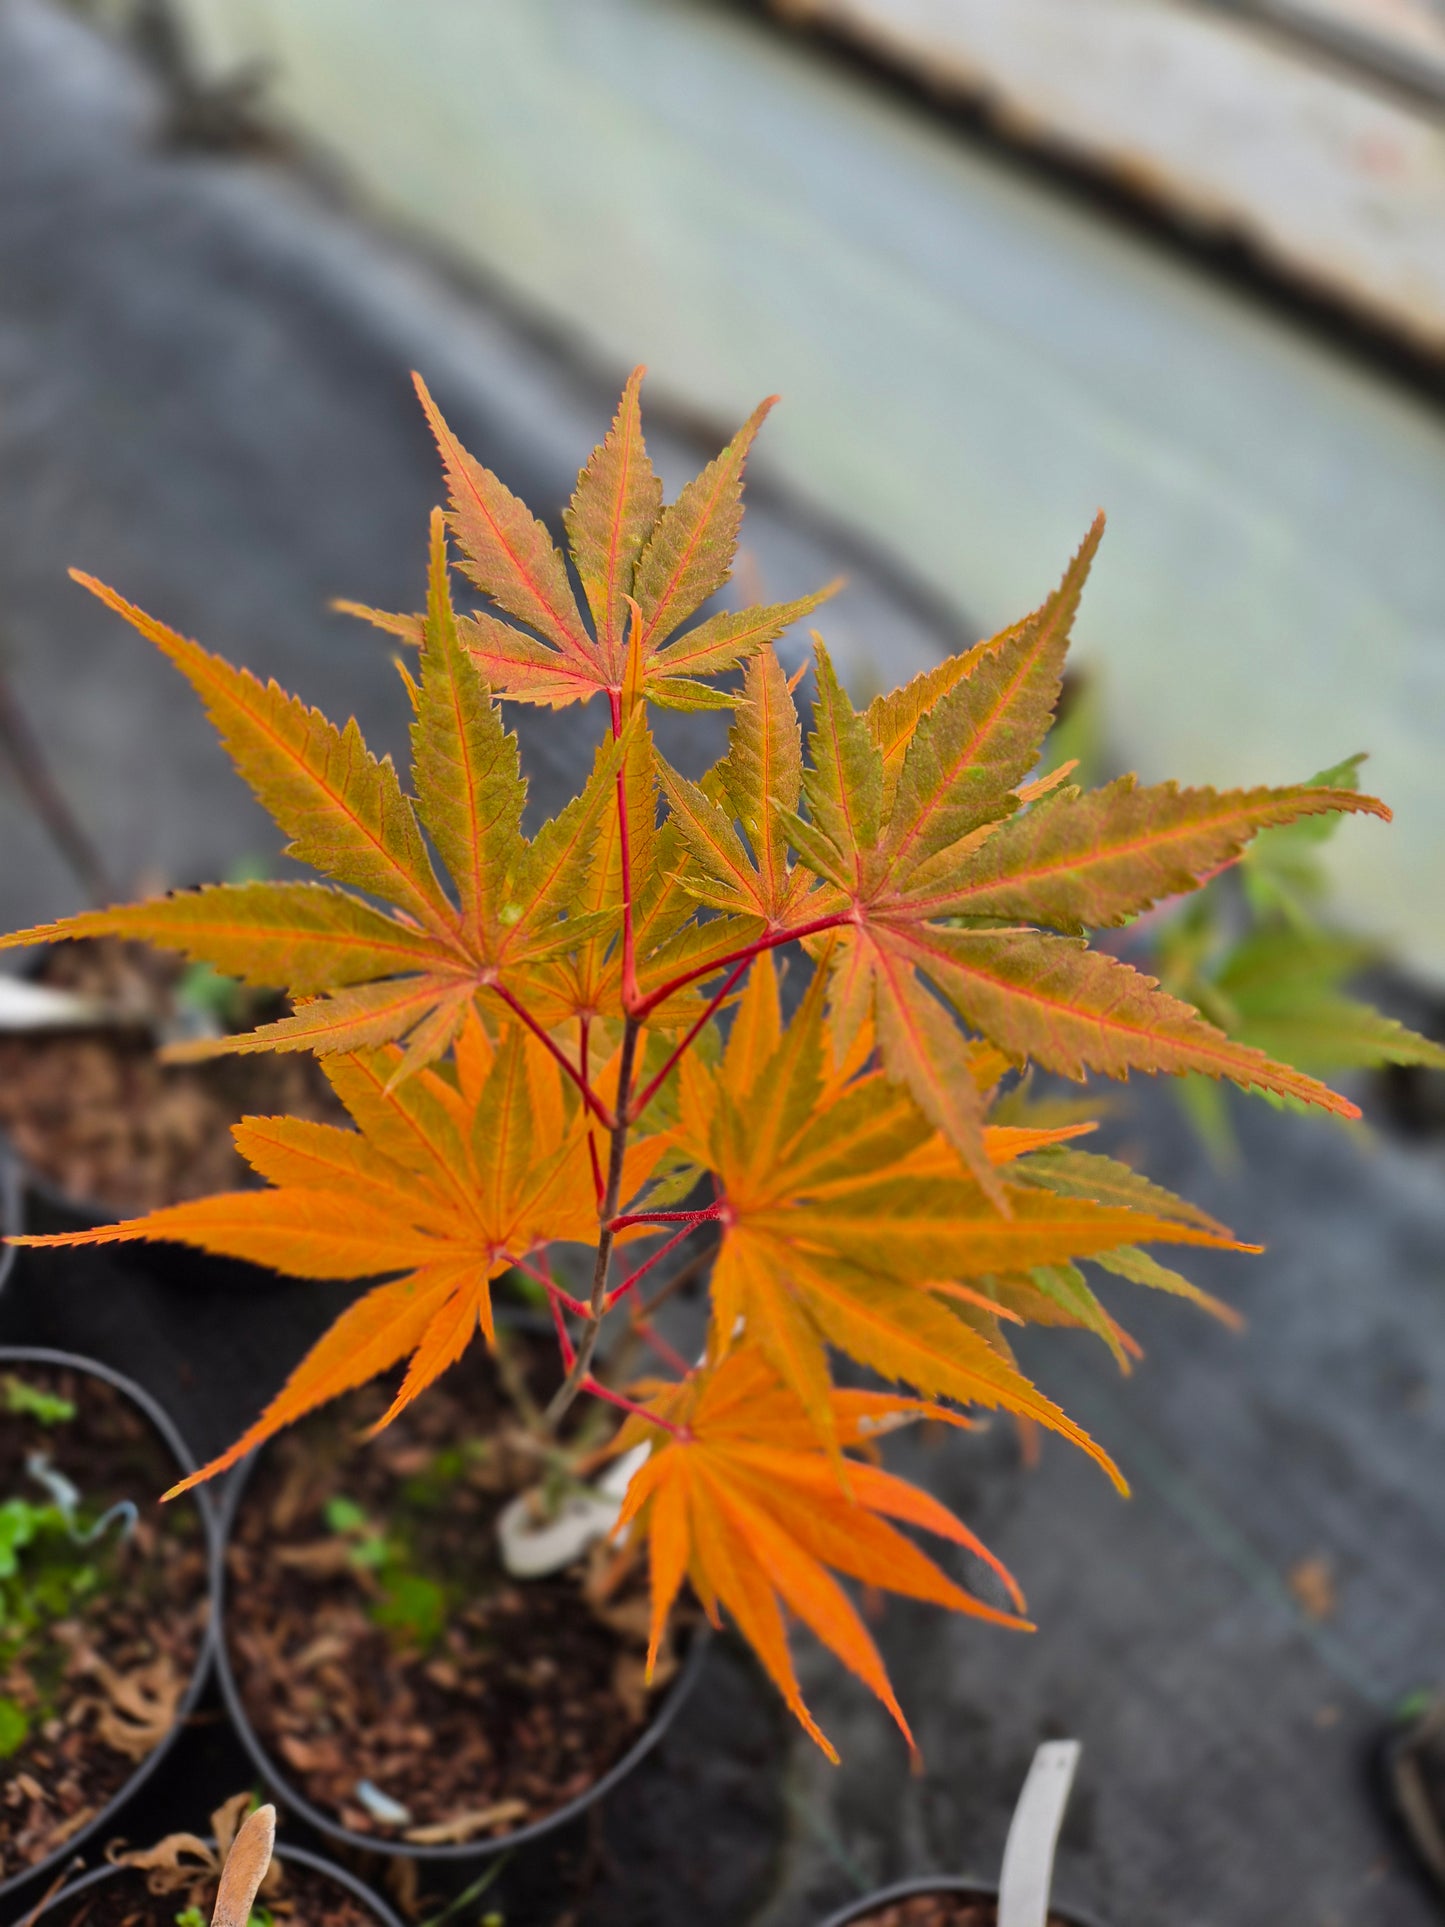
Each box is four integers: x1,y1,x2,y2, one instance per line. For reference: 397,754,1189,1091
580,1018,606,1202
543,1014,641,1429
626,958,751,1123
491,982,615,1128
541,682,645,1428
633,912,851,1019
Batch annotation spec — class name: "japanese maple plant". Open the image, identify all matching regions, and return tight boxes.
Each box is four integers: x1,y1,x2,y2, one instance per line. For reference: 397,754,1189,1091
4,372,1388,1758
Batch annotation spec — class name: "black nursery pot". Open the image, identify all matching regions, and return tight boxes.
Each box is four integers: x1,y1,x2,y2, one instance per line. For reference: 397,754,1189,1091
211,1447,709,1874
818,1876,1110,1927
25,1838,406,1927
0,943,147,1240
4,1067,328,1309
3,1129,113,1244
0,939,345,1270
0,1347,216,1912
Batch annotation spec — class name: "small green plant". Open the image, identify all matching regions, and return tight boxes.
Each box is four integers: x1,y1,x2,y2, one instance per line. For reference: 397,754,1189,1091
0,1387,139,1760
0,1696,27,1758
0,1495,103,1756
2,1375,76,1425
324,1495,450,1652
1147,755,1445,1151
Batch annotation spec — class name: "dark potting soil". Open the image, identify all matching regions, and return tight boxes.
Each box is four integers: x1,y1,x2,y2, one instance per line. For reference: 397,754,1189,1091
0,1366,208,1882
845,1899,1070,1926
42,1859,380,1926
0,940,346,1213
226,1341,682,1846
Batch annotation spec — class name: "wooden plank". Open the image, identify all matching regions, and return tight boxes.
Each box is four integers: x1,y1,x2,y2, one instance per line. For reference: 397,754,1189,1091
773,0,1445,355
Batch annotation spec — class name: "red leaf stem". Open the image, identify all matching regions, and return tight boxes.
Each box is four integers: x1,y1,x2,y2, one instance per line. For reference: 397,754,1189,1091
582,1374,689,1440
491,982,616,1128
608,1202,725,1235
627,957,751,1122
605,1220,710,1309
633,913,852,1018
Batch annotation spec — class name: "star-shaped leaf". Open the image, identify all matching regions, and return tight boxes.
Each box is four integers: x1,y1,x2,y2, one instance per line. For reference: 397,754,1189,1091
13,1024,671,1489
613,1343,1031,1757
663,521,1390,1186
349,371,835,711
671,958,1248,1462
0,523,631,1066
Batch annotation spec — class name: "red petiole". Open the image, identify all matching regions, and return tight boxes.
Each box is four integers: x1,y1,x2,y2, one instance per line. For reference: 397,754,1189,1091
490,982,616,1129
631,912,850,1019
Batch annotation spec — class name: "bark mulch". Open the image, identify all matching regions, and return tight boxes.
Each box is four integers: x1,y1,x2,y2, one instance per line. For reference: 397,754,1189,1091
0,1365,208,1883
225,1342,683,1847
0,940,346,1214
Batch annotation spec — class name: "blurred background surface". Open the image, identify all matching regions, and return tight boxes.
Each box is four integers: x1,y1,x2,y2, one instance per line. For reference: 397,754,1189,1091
1,2,1443,1922
166,0,1445,986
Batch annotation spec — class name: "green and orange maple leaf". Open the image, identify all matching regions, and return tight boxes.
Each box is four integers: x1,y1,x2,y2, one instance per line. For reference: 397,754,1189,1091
0,521,628,1068
345,368,835,713
660,518,1388,1194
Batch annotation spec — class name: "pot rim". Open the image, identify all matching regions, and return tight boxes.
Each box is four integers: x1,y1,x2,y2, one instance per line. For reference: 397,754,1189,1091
814,1874,1111,1927
211,1433,709,1863
0,938,349,1235
0,1142,22,1293
0,1345,217,1906
20,1833,406,1927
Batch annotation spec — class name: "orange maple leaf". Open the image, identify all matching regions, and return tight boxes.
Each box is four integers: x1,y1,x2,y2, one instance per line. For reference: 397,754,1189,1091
614,1344,1031,1759
12,1018,670,1492
668,956,1251,1464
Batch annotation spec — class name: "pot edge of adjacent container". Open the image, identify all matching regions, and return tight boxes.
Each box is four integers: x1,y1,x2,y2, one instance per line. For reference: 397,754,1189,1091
0,1145,22,1296
20,1834,406,1927
0,1344,218,1909
814,1873,1111,1927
